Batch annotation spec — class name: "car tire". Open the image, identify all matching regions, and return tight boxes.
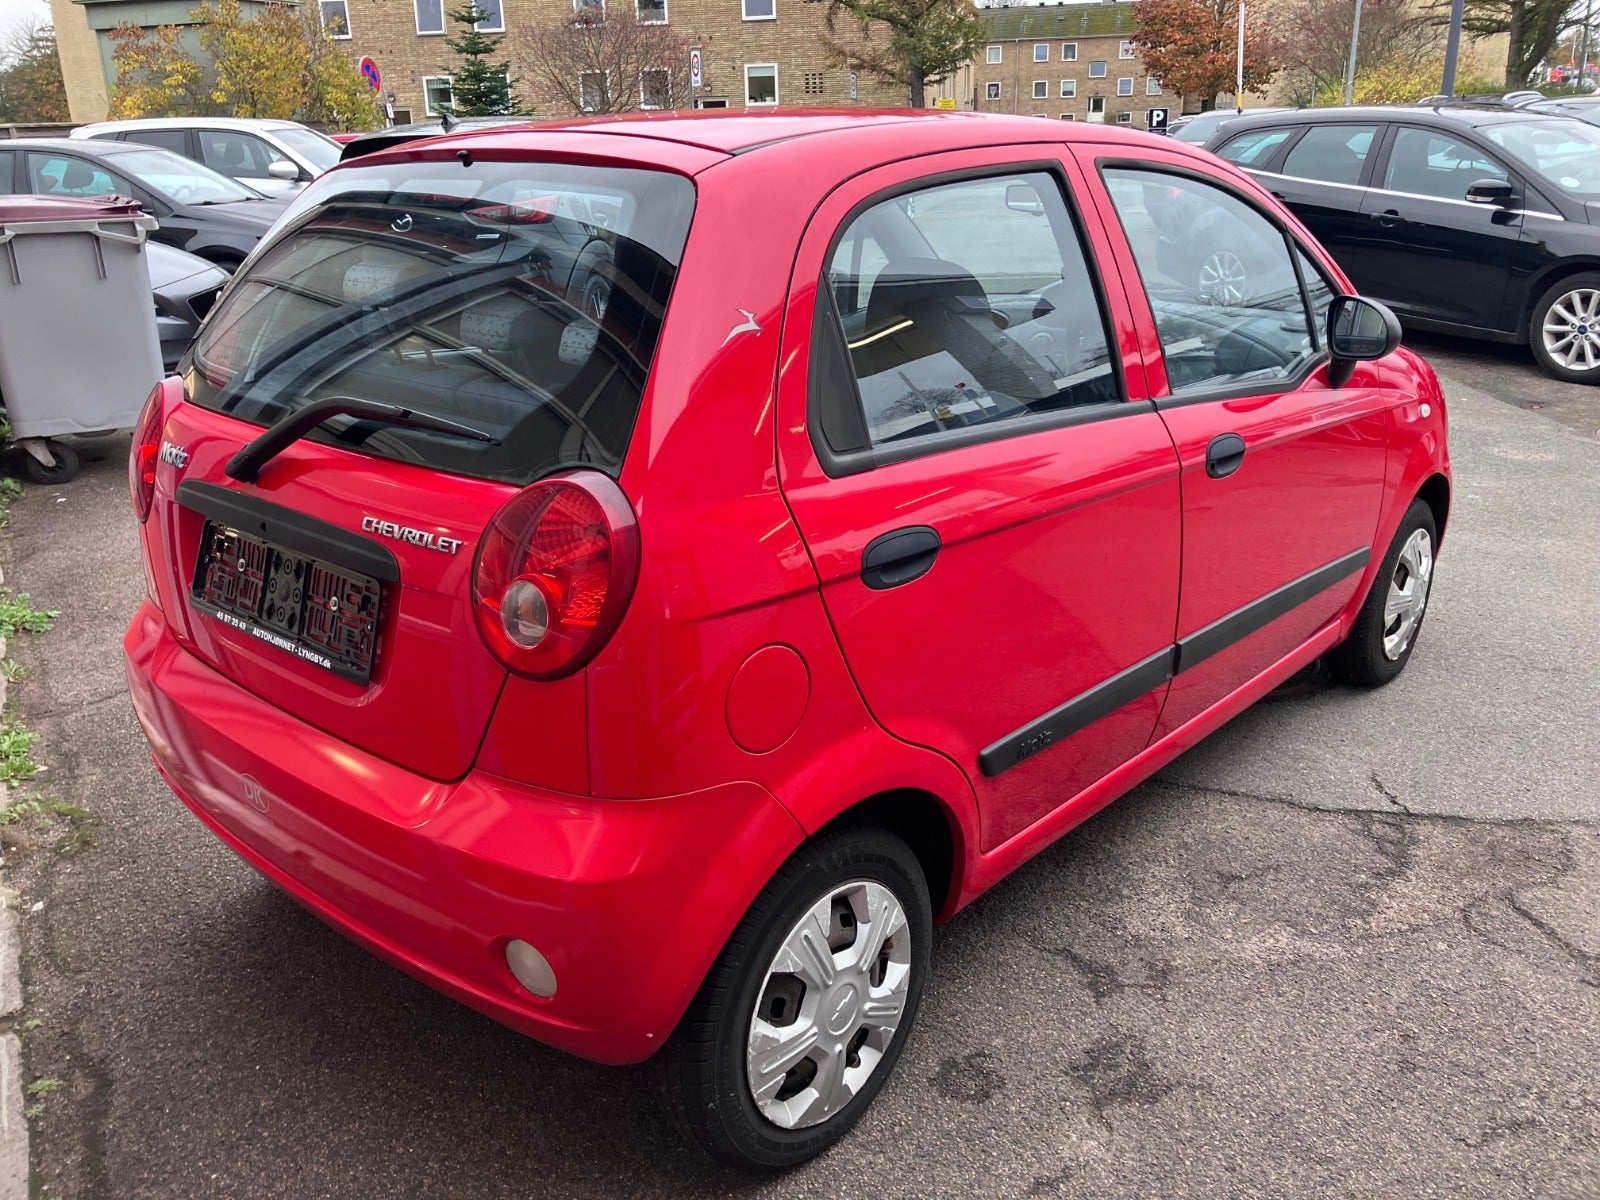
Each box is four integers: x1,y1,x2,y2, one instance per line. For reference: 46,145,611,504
1330,497,1437,687
663,826,932,1172
1530,272,1600,383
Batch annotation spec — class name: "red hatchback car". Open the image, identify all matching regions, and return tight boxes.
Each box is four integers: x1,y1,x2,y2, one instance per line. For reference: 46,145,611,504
124,111,1450,1169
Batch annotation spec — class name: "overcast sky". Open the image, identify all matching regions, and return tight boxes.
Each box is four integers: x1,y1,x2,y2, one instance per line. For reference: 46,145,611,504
0,0,51,38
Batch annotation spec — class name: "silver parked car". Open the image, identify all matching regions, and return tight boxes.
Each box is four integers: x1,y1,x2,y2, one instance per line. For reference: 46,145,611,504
71,118,339,197
147,242,228,369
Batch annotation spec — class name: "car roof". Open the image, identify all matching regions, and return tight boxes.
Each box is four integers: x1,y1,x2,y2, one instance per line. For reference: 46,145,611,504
1215,104,1572,130
2,137,140,157
364,108,1211,162
77,116,302,132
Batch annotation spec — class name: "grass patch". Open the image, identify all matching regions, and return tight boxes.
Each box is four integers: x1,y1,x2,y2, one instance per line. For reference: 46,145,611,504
0,593,55,638
2,661,26,684
23,1077,61,1120
0,797,97,858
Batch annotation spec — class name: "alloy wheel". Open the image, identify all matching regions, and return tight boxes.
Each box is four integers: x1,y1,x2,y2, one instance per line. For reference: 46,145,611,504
1541,288,1600,371
1198,250,1248,306
745,880,911,1131
1382,527,1433,661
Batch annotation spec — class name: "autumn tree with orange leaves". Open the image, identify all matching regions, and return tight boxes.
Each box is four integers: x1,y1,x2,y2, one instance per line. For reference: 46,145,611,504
1134,0,1280,112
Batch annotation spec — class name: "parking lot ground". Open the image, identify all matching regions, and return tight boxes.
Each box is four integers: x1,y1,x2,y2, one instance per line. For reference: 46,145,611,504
3,360,1598,1199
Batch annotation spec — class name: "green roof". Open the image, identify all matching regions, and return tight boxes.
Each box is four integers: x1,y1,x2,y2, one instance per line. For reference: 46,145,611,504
981,3,1138,41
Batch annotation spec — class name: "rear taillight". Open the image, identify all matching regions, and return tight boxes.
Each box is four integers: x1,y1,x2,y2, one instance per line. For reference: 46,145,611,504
130,376,178,523
472,471,640,680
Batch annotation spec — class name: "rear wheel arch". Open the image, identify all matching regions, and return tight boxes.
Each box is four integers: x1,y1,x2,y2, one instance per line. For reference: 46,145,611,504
814,789,962,920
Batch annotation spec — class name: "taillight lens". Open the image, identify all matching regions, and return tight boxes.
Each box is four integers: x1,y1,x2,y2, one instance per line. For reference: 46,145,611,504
472,471,640,680
130,376,177,522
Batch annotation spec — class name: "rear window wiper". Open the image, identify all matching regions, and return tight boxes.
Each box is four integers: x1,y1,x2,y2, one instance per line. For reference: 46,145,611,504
226,394,499,483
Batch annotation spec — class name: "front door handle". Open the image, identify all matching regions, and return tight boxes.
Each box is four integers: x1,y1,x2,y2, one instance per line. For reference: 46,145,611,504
861,526,941,590
1206,433,1247,479
1371,209,1406,227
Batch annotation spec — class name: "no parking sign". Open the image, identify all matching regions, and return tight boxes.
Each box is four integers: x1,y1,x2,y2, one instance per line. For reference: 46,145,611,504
359,56,381,92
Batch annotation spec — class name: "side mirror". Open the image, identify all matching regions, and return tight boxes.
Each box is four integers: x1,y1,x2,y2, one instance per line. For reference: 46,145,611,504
1005,183,1045,216
1465,177,1514,205
266,159,301,182
1326,295,1402,386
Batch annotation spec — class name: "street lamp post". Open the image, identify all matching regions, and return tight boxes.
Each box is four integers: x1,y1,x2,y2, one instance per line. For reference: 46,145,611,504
1235,0,1246,113
1343,0,1364,105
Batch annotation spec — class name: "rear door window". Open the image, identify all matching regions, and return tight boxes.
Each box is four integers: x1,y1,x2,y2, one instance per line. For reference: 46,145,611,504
187,160,695,485
1216,128,1294,168
0,152,13,194
1281,125,1378,186
127,128,190,155
822,171,1120,451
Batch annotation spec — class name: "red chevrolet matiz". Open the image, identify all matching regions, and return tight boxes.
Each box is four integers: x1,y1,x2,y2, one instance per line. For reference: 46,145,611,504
124,111,1450,1169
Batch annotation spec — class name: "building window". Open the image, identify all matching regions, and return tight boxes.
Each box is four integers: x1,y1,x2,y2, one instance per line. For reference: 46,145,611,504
1060,79,1075,98
474,0,503,31
640,67,669,108
1061,42,1077,61
423,75,453,115
572,0,603,15
1116,111,1133,123
414,0,445,33
579,70,608,111
1088,96,1105,114
745,62,777,104
319,0,350,37
1119,39,1136,59
803,70,824,95
1030,80,1046,99
742,0,775,20
1117,77,1133,96
1060,113,1075,120
987,44,1002,64
1033,43,1048,62
1088,61,1106,78
985,81,1001,100
1147,77,1162,95
636,0,666,21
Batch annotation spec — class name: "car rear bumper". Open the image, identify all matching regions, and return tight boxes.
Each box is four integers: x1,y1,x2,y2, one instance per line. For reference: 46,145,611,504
124,602,805,1065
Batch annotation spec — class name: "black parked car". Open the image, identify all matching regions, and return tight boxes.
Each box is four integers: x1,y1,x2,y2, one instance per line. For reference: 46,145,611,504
0,138,287,271
337,116,529,161
1526,94,1600,126
1206,105,1600,382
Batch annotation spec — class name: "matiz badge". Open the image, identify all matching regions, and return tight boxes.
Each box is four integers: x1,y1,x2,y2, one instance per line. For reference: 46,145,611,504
159,441,188,469
361,516,463,555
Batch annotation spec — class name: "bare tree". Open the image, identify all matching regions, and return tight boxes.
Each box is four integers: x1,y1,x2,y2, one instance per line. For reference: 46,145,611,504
519,7,690,116
1275,0,1438,103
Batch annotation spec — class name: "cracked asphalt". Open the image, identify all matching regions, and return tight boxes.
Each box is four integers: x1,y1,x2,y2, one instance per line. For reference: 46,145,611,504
4,343,1597,1199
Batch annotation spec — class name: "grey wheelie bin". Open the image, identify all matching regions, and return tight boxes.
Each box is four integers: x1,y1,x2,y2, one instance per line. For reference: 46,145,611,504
0,195,163,483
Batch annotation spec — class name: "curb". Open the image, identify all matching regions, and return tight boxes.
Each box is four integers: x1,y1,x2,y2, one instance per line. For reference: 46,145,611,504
0,557,25,1200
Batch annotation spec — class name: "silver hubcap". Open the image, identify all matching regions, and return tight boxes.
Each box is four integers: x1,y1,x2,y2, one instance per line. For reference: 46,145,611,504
745,880,911,1131
1198,250,1247,305
1383,528,1433,661
1542,288,1600,371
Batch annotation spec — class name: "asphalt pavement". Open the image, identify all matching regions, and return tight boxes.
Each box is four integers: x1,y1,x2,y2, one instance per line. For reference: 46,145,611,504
4,340,1597,1199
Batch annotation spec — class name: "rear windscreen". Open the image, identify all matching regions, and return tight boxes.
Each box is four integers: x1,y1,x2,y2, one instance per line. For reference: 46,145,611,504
186,159,695,485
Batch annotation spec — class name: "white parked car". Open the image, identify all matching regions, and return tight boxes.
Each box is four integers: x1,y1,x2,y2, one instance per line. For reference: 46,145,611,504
70,118,340,197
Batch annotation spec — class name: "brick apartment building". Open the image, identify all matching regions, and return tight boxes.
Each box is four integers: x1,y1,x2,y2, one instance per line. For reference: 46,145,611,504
323,0,905,125
968,3,1182,130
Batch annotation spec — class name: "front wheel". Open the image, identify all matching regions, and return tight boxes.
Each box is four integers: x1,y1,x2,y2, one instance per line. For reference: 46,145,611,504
1330,497,1437,687
1530,272,1600,382
664,827,932,1171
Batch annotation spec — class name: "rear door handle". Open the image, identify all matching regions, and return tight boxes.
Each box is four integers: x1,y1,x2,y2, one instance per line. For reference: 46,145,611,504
1371,209,1406,227
1206,433,1247,479
861,526,941,590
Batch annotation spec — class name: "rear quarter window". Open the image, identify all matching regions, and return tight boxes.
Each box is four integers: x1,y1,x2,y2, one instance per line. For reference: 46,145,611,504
186,160,695,485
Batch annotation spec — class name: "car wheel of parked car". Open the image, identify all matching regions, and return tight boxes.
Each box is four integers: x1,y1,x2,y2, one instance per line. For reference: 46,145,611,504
1330,498,1437,687
664,826,932,1171
1197,248,1248,306
1531,273,1600,382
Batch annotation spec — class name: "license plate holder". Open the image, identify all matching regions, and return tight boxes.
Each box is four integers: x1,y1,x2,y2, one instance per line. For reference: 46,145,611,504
191,522,383,683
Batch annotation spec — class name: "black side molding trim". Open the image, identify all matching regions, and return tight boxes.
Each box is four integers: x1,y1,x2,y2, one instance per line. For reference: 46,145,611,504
1175,548,1370,674
978,647,1175,778
176,480,401,583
